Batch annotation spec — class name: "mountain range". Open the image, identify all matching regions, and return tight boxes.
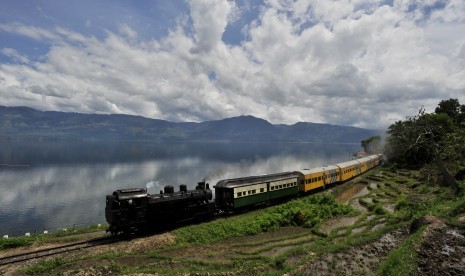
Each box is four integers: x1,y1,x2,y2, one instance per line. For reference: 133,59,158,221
0,106,380,143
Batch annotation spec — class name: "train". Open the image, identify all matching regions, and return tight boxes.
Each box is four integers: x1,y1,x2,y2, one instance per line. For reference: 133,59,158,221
105,154,383,235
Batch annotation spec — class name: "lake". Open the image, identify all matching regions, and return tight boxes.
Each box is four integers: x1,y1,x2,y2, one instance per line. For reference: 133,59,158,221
0,140,361,236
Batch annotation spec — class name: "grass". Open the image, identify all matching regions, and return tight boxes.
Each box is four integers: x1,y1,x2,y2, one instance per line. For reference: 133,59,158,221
0,236,38,250
1,224,106,251
21,258,67,275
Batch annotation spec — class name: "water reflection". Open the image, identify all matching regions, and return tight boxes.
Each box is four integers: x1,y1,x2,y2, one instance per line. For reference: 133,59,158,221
0,141,360,236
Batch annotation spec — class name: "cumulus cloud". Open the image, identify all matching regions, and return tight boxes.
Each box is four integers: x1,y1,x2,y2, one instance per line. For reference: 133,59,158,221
1,0,465,129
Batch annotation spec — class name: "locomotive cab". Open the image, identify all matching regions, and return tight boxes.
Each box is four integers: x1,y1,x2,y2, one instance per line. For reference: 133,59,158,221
105,188,149,235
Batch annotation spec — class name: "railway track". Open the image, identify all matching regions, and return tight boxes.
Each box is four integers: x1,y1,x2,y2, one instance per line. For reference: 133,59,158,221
0,236,117,266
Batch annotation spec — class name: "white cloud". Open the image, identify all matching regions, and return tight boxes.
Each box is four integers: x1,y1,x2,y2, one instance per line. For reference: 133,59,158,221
1,0,465,129
1,48,30,64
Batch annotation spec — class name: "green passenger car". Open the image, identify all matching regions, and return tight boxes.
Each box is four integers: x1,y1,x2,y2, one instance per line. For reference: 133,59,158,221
214,172,299,211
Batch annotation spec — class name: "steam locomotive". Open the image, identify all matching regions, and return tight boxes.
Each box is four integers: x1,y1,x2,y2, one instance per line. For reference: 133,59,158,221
105,154,382,235
105,182,214,235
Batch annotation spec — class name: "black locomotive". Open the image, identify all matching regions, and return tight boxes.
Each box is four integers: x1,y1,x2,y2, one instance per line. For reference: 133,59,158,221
105,182,214,235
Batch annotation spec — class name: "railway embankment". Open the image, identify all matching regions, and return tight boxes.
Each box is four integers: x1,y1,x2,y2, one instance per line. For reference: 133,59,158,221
1,166,465,275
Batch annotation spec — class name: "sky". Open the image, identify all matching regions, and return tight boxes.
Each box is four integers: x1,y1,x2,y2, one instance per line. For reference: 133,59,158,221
1,0,465,129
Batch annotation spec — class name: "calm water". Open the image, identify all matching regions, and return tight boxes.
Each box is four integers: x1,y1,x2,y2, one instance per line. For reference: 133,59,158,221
0,140,361,236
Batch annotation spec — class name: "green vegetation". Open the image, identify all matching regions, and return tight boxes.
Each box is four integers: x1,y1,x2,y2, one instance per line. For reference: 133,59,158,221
0,224,106,251
21,258,67,275
0,236,37,250
175,194,357,244
385,98,465,191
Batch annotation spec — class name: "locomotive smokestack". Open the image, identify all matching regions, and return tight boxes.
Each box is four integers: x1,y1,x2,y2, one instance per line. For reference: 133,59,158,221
164,185,174,194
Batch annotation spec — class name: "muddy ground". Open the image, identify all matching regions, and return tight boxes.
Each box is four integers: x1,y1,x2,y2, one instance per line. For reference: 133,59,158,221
416,216,465,275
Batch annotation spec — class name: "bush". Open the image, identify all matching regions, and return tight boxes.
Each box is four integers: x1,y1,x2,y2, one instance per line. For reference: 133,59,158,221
175,194,356,244
0,236,36,250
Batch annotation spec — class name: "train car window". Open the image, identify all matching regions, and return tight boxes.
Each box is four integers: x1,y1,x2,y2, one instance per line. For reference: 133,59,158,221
318,176,322,181
237,192,241,197
252,190,256,194
260,188,264,193
271,186,274,191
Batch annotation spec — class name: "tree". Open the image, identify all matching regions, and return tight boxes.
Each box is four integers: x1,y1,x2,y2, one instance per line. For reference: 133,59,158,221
385,105,458,191
440,127,465,180
385,108,453,165
435,98,462,124
361,135,382,154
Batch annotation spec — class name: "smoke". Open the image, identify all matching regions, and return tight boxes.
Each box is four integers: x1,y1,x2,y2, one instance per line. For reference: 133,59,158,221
202,167,228,183
145,180,160,194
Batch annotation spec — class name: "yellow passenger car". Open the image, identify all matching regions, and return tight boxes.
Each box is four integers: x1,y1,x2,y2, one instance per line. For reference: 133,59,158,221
365,154,380,170
356,157,372,173
334,160,361,181
296,165,340,193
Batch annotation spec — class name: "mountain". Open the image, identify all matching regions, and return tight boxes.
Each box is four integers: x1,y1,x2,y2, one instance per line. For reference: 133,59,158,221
0,106,379,143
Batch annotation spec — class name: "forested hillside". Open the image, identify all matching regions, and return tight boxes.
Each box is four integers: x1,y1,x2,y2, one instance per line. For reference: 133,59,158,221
0,106,378,143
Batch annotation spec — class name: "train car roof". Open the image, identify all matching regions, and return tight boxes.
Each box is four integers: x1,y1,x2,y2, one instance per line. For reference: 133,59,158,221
295,165,339,175
356,157,372,163
214,171,298,189
366,154,380,160
334,159,360,169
